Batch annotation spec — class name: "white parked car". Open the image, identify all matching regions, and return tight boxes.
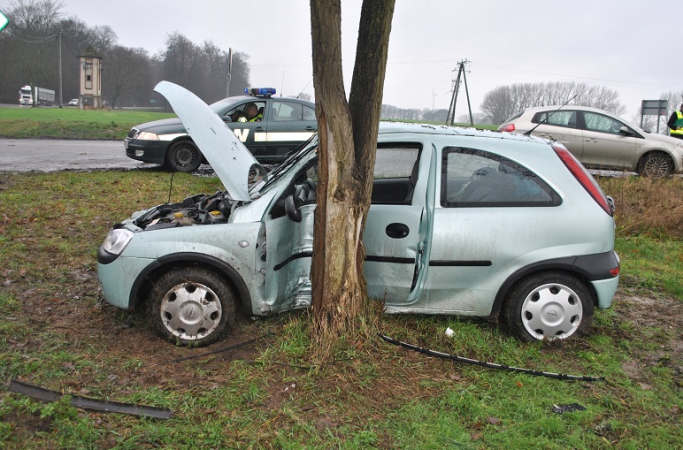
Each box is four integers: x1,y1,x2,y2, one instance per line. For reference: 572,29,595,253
498,105,683,177
97,82,620,347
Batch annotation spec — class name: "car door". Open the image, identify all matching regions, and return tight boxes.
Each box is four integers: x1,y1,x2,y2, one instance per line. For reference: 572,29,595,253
262,100,317,163
579,111,637,170
529,110,584,159
262,142,434,312
364,144,435,306
221,100,269,160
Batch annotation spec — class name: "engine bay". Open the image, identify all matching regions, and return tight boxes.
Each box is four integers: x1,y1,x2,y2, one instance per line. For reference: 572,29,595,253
133,191,235,231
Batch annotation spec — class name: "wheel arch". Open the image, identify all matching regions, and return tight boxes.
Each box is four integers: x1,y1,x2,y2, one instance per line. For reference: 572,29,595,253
636,149,675,175
129,252,252,315
488,255,611,321
166,136,207,166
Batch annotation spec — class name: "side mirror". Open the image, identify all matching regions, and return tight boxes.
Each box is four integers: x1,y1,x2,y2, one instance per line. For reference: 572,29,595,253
619,126,634,137
222,116,232,123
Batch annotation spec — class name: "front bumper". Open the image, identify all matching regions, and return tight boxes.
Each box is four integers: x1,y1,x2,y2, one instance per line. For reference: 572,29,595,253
124,138,169,164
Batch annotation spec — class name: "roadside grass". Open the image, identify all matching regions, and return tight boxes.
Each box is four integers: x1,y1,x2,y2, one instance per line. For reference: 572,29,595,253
0,170,680,448
0,106,497,141
599,176,683,298
0,107,173,140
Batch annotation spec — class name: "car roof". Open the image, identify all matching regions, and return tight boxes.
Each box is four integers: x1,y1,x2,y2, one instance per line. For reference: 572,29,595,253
377,121,550,146
210,95,314,108
522,105,616,114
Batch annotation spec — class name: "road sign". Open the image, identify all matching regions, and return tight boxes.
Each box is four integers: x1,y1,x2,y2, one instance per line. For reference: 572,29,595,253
0,10,9,32
641,99,668,116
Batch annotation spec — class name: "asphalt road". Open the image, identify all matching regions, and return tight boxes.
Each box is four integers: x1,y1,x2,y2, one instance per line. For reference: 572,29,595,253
0,138,157,172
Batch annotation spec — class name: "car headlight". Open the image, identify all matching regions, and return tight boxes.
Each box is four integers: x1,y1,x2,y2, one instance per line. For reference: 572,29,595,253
99,229,134,264
136,131,159,141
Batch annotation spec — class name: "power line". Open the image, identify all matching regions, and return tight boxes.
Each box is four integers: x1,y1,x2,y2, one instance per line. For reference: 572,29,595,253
446,59,473,126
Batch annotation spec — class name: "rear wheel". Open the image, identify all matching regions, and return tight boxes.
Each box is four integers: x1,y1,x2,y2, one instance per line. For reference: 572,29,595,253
148,267,236,347
638,152,673,177
165,140,202,172
502,272,594,342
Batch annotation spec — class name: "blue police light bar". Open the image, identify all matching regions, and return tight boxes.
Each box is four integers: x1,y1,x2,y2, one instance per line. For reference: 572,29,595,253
245,87,276,97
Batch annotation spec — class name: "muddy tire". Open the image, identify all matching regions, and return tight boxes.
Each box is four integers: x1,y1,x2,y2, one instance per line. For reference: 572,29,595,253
638,152,673,178
148,267,236,347
165,140,202,173
502,272,594,342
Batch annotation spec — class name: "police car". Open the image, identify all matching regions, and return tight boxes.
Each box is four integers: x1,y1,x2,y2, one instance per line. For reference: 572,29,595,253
124,88,317,172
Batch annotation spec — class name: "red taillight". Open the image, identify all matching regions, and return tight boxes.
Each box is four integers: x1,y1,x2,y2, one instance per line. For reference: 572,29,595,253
499,123,516,132
552,145,613,216
610,265,620,277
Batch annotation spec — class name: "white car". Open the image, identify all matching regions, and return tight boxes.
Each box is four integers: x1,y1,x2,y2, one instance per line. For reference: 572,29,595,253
97,82,620,347
68,98,79,107
498,105,683,177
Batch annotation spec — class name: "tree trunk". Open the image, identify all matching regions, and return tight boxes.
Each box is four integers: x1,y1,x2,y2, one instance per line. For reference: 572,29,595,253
309,0,395,354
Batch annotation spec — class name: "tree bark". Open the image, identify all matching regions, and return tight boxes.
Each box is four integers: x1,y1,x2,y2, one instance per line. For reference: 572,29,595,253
309,0,395,353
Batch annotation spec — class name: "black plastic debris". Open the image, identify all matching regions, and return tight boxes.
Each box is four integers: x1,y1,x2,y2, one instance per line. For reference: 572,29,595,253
551,403,586,414
379,333,605,382
8,379,172,420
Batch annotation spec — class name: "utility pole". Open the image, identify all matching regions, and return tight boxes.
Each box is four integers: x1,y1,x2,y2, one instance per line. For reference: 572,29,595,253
446,59,474,126
58,31,63,108
226,48,233,97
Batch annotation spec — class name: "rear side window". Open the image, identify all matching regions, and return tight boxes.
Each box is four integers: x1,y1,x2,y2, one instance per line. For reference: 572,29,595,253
441,147,561,208
532,111,577,128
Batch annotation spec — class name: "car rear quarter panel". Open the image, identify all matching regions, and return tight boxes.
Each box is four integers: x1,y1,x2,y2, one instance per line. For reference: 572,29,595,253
417,136,615,316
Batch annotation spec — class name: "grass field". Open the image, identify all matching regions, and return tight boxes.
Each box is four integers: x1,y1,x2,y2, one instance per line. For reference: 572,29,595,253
0,106,497,141
0,107,174,140
0,168,680,449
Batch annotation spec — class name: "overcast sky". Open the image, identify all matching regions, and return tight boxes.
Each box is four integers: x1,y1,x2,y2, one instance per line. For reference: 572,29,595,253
3,0,681,120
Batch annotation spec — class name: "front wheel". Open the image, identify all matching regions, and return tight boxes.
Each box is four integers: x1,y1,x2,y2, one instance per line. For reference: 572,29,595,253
148,267,236,346
165,140,203,172
502,272,594,342
638,152,673,177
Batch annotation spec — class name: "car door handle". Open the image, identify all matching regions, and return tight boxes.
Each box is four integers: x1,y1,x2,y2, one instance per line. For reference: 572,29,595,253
305,126,315,130
385,223,410,239
255,127,265,131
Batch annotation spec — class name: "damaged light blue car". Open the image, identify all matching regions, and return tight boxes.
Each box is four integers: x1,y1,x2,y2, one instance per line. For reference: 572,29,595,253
97,81,620,347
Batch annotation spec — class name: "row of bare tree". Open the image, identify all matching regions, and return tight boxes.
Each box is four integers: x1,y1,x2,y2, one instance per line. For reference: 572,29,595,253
0,0,250,107
480,81,626,125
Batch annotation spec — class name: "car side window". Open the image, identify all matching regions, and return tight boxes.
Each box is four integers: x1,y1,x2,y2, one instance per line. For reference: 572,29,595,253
441,147,561,208
303,105,316,121
224,101,266,122
582,112,626,135
532,111,577,128
371,145,422,205
272,101,304,121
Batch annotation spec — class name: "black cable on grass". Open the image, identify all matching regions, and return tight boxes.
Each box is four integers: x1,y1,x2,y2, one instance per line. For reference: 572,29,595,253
173,332,273,363
379,333,605,382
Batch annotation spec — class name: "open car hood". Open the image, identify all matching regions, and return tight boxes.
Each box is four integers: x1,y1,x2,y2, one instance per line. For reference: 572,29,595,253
154,81,265,202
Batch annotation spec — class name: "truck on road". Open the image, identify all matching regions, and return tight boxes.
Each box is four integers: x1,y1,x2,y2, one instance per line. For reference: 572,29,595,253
19,85,55,106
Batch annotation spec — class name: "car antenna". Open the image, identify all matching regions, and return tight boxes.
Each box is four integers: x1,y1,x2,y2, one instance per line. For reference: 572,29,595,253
524,94,577,136
297,80,311,99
